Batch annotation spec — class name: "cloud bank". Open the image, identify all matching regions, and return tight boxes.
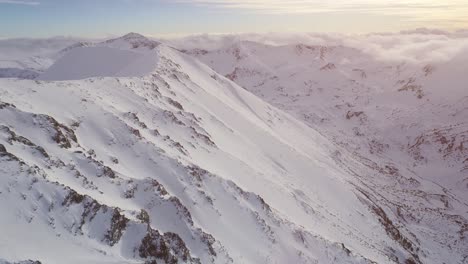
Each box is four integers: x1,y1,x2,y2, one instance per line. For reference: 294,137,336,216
165,28,468,64
1,29,468,66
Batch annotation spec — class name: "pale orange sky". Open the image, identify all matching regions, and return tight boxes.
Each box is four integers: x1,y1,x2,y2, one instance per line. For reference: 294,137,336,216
1,0,467,37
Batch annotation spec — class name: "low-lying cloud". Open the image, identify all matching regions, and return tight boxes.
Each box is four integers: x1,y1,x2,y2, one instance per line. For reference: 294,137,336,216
166,28,468,64
1,29,468,66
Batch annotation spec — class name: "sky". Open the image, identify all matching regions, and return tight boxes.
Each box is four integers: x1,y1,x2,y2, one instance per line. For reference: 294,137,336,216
1,0,468,38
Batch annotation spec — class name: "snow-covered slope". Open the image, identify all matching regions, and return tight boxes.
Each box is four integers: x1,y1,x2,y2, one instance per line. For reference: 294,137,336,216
178,35,468,263
39,47,158,81
182,37,468,189
1,33,467,264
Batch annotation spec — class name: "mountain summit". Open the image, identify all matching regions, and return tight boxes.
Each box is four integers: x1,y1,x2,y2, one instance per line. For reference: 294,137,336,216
104,32,160,50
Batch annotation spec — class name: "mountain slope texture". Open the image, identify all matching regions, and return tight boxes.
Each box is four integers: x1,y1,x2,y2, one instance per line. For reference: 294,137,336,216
0,33,467,264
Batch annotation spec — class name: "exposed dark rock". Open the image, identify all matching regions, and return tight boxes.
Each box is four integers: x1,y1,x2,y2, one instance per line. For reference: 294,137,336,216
104,209,129,246
189,127,216,147
346,111,365,120
152,129,160,136
169,196,194,225
131,127,142,138
62,189,85,206
125,112,148,129
139,229,199,264
101,166,116,179
0,125,49,158
163,232,192,262
166,97,184,111
187,165,209,182
147,179,169,196
371,205,420,263
341,243,351,256
40,115,78,148
124,183,137,199
137,209,151,225
162,135,187,155
0,101,16,109
139,230,177,264
0,144,21,162
397,78,424,99
162,110,184,126
199,231,217,256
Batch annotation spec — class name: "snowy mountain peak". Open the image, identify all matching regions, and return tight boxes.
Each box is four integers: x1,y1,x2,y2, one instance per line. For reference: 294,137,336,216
121,32,149,40
103,32,160,50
